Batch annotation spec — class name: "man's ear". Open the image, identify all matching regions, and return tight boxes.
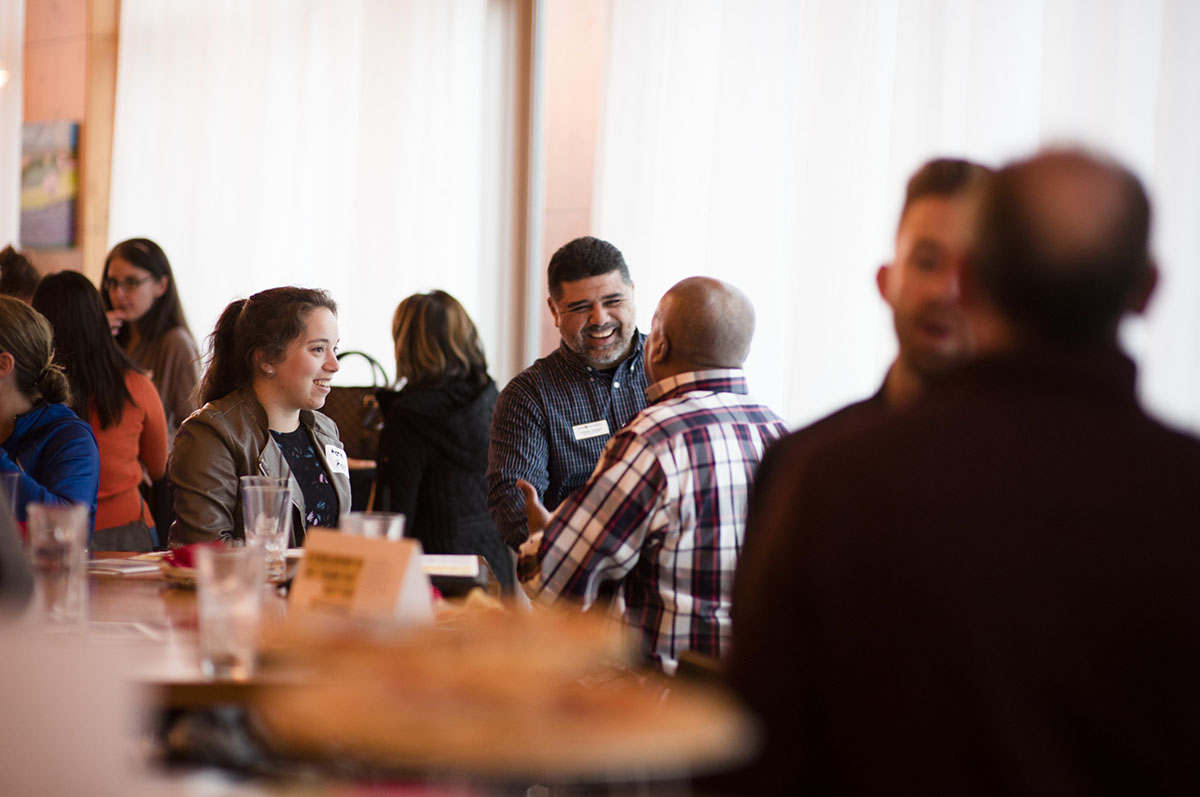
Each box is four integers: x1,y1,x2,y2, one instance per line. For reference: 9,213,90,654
546,296,561,328
875,263,892,302
1130,260,1158,315
0,352,14,379
648,330,670,366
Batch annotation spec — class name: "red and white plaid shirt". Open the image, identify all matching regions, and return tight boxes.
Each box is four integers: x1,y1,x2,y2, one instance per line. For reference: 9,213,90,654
520,369,787,673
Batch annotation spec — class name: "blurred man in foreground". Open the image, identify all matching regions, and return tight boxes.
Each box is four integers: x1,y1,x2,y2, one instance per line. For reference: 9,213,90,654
740,158,990,556
872,157,992,409
518,277,787,674
729,149,1200,793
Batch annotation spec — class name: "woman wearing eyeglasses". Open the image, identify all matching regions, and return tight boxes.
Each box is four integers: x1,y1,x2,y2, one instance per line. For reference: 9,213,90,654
101,238,201,439
102,238,201,539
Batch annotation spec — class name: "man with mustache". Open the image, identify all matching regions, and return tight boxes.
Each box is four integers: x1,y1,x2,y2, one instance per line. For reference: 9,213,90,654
487,236,650,551
517,277,786,673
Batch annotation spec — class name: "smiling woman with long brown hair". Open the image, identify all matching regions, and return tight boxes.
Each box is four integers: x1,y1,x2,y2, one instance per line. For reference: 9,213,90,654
168,287,351,547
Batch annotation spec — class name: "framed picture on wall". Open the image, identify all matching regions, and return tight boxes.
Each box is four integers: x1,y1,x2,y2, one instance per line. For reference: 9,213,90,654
20,121,80,249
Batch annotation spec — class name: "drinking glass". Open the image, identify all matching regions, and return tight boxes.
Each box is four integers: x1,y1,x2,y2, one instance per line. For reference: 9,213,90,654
27,503,90,625
1,471,21,548
239,475,290,491
241,481,291,580
0,471,20,519
195,545,264,680
340,511,405,541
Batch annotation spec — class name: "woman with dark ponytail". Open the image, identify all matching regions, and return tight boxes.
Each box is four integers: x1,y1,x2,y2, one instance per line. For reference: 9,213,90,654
168,287,351,546
0,296,100,529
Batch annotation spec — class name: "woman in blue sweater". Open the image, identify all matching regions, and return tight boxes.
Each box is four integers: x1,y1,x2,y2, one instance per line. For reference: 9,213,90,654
0,297,99,531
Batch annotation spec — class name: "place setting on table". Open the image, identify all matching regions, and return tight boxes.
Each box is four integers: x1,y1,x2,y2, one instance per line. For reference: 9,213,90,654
12,478,758,790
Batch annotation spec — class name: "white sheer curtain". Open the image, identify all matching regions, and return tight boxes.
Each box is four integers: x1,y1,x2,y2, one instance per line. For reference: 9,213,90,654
109,0,525,385
594,0,1200,431
0,0,24,246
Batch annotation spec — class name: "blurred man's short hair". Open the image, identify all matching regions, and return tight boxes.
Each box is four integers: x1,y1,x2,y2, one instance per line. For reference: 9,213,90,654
900,158,993,224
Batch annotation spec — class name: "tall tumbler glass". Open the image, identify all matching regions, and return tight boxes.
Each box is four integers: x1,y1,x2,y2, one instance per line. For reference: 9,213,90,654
195,544,264,680
27,503,90,625
340,511,405,541
1,471,21,547
239,475,290,491
0,471,20,519
241,481,292,580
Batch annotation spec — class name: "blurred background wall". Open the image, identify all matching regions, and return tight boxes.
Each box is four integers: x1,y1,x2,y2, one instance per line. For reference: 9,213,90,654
3,0,1198,431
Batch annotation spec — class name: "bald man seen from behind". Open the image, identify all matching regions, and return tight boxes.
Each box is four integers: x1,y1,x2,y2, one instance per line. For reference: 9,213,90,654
517,277,787,674
729,149,1200,794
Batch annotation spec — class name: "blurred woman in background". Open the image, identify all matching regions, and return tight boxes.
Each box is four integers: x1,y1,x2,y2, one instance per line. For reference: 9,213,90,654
169,287,350,546
377,290,512,592
0,296,98,530
101,238,200,434
0,245,40,304
33,272,167,551
101,238,201,535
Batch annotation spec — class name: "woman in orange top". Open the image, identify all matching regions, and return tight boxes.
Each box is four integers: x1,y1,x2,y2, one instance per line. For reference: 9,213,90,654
32,271,167,551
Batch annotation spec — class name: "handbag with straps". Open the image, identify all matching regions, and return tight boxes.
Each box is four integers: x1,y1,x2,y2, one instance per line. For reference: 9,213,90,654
324,350,389,460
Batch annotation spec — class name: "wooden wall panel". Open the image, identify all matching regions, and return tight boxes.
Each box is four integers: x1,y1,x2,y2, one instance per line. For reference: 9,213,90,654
81,0,118,280
540,0,611,354
21,0,118,279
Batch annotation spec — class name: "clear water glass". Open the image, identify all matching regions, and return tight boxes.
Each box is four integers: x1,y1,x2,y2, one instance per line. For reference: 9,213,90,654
340,511,405,541
240,480,291,580
0,471,20,520
27,503,89,626
195,544,264,680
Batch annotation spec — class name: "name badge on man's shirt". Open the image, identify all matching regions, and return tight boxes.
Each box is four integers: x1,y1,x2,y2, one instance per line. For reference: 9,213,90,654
572,420,611,441
324,444,350,477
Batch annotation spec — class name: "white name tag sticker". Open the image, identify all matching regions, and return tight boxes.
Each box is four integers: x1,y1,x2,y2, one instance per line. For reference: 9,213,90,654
324,444,350,477
572,420,611,441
